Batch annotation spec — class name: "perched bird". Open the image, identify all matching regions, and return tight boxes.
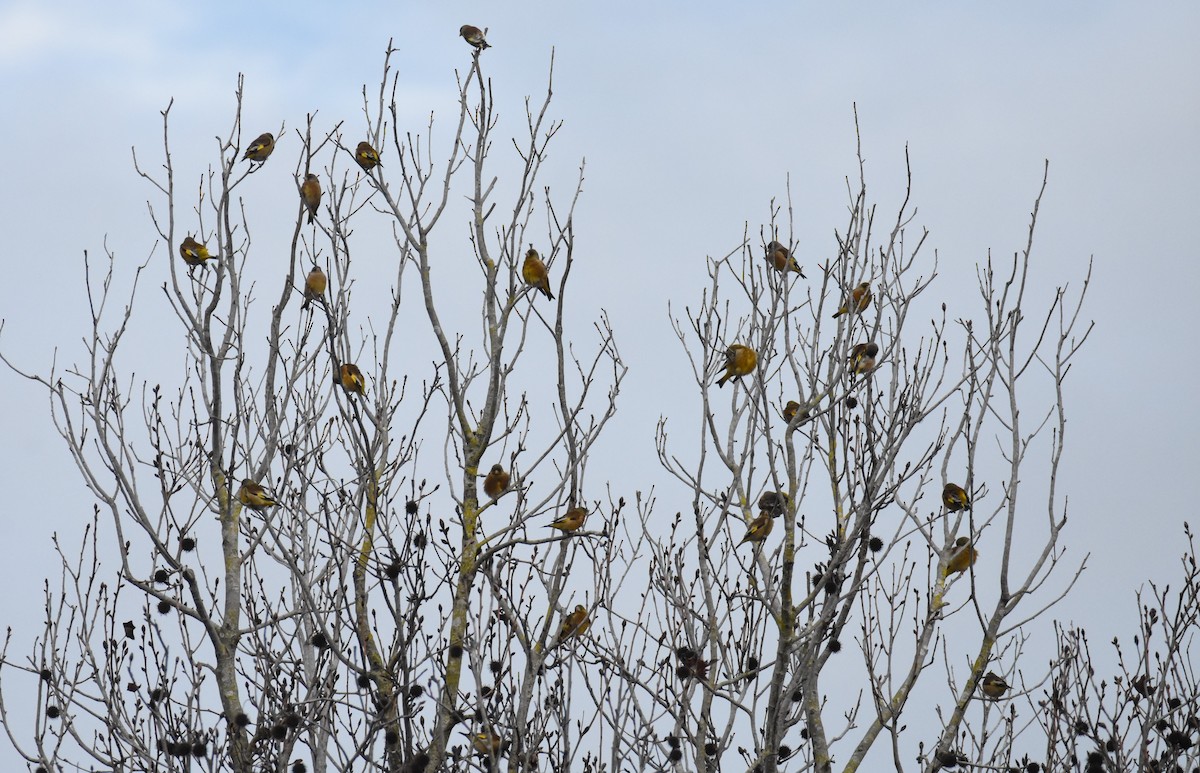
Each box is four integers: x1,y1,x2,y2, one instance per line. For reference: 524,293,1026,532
302,265,327,308
555,604,590,645
548,506,587,532
850,342,880,374
482,464,510,499
766,241,805,277
716,344,757,388
942,483,971,512
832,282,872,318
300,174,322,224
979,671,1009,700
338,363,366,395
738,512,773,546
521,248,554,301
783,400,808,424
460,24,490,50
179,235,216,267
242,132,275,164
237,478,277,511
757,491,787,517
945,536,978,577
471,731,502,756
354,141,382,171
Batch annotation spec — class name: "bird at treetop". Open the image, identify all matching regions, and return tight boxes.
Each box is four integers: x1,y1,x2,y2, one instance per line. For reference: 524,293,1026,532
237,478,277,511
757,491,787,517
832,282,872,318
783,399,809,424
738,512,773,546
354,141,382,171
979,671,1009,699
716,344,757,388
179,236,216,267
242,132,275,163
945,536,977,576
338,363,365,395
942,483,970,512
549,506,587,532
850,342,880,374
522,248,554,301
482,464,510,499
471,731,502,756
766,241,805,277
300,174,322,224
554,604,590,645
302,265,326,308
460,24,490,50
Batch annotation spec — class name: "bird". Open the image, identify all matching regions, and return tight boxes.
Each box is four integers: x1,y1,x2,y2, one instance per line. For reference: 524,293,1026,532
354,141,382,171
548,506,587,532
302,265,326,308
179,236,216,267
242,132,275,164
522,248,554,300
738,512,773,546
850,342,880,374
716,344,757,388
300,174,322,224
338,363,365,395
942,483,970,512
783,400,808,424
979,671,1009,700
482,464,510,499
833,282,872,318
471,731,502,756
237,478,277,511
944,536,978,576
554,605,590,646
460,24,490,50
766,241,805,277
757,491,788,517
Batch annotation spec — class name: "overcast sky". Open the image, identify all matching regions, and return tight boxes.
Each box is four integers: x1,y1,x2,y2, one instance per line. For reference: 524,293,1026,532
1,1,1198,768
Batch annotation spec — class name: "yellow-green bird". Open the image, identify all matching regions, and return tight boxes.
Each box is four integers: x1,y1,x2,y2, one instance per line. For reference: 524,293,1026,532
237,478,277,511
301,174,322,224
355,141,382,171
738,512,773,546
833,282,871,318
482,464,510,499
460,24,490,50
522,248,554,300
979,671,1009,699
554,604,590,646
471,730,502,756
242,132,275,164
850,342,880,374
717,344,757,388
179,235,216,267
302,265,326,308
338,363,365,396
944,536,977,577
766,241,805,277
549,506,588,532
942,483,970,512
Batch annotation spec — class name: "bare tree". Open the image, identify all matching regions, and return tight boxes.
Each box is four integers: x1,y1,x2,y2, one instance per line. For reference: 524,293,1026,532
0,35,1126,773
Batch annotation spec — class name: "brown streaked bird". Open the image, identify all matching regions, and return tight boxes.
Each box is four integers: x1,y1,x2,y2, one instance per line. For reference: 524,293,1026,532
832,282,872,318
716,344,757,388
738,512,773,546
242,132,275,164
979,671,1009,700
521,248,554,300
237,478,277,511
850,342,880,374
548,506,587,532
179,235,216,267
555,604,590,646
300,173,322,224
302,265,326,308
471,731,502,756
460,24,490,50
338,363,365,395
945,536,978,577
354,141,382,171
482,464,510,499
766,241,805,277
942,483,970,512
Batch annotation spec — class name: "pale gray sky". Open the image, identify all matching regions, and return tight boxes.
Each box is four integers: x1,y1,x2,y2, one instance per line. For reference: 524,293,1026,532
2,1,1198,768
